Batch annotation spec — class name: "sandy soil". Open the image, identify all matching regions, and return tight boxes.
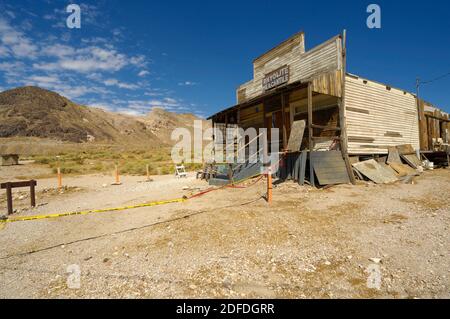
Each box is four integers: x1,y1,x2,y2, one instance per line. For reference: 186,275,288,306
0,165,449,299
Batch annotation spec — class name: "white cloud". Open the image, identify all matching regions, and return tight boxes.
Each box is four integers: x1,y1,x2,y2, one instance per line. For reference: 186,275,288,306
103,78,140,90
35,46,128,73
130,55,147,67
178,81,197,86
41,44,74,58
0,45,9,57
27,75,60,84
0,18,38,58
138,70,149,77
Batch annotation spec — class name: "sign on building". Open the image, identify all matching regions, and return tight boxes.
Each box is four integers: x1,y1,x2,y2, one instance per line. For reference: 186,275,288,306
262,65,289,91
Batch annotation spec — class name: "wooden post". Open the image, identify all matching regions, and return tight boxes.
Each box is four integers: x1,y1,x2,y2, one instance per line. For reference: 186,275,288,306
30,180,36,208
307,82,315,187
114,164,120,185
57,167,62,190
339,29,356,185
281,93,287,151
146,164,151,181
6,183,13,215
267,167,273,205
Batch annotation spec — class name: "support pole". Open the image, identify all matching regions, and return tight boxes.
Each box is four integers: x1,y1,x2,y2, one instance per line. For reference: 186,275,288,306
113,164,121,185
267,167,273,205
146,164,151,181
281,93,287,151
57,167,62,190
307,82,315,188
30,180,36,208
340,29,356,185
6,183,13,215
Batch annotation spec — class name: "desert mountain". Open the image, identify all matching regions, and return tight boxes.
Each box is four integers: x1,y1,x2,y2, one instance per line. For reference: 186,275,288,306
0,87,209,148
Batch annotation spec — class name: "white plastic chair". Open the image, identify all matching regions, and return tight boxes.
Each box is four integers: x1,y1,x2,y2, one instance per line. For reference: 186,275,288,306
175,165,187,178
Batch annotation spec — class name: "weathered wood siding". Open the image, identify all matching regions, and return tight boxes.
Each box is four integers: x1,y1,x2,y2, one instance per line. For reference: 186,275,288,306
345,75,420,154
237,34,342,103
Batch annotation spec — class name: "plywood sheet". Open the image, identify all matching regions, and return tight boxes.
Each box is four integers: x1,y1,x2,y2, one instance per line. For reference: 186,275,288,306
352,159,398,184
387,147,402,164
389,163,417,177
396,144,415,155
311,151,350,186
401,154,422,169
286,120,306,152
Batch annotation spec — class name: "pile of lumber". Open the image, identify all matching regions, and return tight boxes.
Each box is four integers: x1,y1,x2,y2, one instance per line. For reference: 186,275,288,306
351,144,426,184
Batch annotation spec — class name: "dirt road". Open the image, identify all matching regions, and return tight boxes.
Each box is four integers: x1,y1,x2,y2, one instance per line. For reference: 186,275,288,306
0,167,449,298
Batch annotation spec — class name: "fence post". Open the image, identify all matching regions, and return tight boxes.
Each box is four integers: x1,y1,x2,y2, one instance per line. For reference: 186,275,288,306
6,183,13,215
57,167,62,190
267,167,273,205
30,180,36,207
146,164,151,181
113,164,121,185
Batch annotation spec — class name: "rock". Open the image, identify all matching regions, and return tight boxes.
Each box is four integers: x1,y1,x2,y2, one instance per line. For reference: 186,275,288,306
324,261,331,266
347,255,353,260
189,284,197,290
369,258,382,264
103,258,110,263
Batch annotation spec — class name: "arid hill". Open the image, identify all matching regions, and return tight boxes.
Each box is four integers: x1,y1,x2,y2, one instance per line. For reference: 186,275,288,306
0,87,209,152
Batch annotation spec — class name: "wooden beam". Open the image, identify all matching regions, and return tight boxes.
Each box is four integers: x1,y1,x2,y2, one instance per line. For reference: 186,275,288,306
281,93,287,150
311,124,341,131
339,29,356,185
307,82,315,187
1,180,37,189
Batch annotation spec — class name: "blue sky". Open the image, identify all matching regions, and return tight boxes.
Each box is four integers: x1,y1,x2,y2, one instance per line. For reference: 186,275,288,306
0,0,449,117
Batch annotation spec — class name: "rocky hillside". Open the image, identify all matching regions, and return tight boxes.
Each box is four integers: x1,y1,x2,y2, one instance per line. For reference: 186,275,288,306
0,87,209,147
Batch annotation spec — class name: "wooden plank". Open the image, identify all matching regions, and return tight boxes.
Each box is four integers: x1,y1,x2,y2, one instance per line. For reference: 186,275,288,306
1,180,37,189
389,162,417,177
308,83,315,187
310,151,351,185
387,147,402,164
401,154,422,169
286,120,306,153
396,144,415,155
299,150,307,185
352,160,398,184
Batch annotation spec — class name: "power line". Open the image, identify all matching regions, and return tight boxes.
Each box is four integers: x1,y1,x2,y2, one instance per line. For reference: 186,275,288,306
420,71,450,85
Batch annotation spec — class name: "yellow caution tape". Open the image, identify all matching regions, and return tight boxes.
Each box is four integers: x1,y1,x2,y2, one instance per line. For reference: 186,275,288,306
0,198,186,224
0,172,266,226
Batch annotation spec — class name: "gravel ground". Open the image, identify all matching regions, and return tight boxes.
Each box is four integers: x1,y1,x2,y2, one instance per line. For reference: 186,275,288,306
0,167,449,299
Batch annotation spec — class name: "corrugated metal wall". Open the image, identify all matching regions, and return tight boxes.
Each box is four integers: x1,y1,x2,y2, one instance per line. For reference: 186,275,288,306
345,75,420,155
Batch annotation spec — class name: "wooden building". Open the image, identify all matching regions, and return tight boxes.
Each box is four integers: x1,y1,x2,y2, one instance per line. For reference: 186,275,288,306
209,31,449,160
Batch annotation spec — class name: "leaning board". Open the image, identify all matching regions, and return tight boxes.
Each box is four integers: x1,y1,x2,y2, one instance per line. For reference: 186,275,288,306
310,151,350,185
286,120,306,152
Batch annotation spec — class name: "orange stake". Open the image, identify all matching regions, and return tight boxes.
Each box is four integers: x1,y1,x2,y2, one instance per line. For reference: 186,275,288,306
113,164,121,185
267,167,273,205
57,167,62,190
